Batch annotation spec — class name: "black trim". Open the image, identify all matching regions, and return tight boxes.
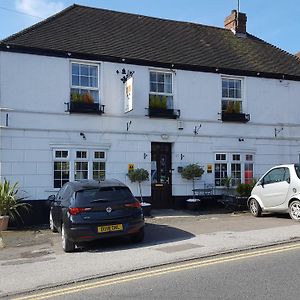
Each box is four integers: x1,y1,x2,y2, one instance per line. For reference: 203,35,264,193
147,108,180,119
1,45,300,82
65,101,105,115
221,112,250,123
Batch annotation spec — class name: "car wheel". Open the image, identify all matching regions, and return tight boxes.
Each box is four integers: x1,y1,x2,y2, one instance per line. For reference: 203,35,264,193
130,227,144,243
61,223,75,252
289,200,300,221
49,210,58,233
249,198,262,217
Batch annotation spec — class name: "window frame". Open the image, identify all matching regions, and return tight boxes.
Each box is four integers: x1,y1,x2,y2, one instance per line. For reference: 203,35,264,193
149,69,174,109
70,61,101,103
221,76,244,113
214,152,254,187
52,149,106,188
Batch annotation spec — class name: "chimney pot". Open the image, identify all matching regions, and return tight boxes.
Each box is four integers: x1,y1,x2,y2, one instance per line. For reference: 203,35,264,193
224,10,247,35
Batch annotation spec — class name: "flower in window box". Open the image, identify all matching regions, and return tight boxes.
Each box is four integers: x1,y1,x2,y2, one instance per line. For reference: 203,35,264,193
83,93,94,104
225,101,234,113
71,92,81,102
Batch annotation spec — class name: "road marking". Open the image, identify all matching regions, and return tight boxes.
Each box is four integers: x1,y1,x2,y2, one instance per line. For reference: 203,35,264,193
13,242,300,300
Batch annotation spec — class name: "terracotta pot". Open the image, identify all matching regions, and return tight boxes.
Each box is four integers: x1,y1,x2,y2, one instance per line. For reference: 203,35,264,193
0,216,9,231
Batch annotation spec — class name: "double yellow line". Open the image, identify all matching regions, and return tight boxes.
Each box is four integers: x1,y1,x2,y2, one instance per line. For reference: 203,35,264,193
14,242,300,300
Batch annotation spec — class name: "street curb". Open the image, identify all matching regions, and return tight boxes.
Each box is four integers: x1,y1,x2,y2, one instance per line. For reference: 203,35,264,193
3,237,300,298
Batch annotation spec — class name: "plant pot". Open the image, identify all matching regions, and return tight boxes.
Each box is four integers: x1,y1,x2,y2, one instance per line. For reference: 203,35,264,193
186,199,201,210
0,216,9,231
141,202,152,216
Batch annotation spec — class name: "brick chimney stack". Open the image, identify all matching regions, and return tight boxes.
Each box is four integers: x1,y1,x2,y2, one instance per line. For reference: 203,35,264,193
224,10,247,35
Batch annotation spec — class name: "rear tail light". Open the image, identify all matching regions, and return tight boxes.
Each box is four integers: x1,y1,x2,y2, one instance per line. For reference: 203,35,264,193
124,202,141,208
68,207,92,215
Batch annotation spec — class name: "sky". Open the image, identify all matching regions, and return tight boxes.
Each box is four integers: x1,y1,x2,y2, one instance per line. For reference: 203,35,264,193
0,0,299,55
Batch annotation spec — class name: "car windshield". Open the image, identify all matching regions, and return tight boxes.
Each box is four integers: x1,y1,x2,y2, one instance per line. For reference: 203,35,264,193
294,165,300,179
75,186,133,205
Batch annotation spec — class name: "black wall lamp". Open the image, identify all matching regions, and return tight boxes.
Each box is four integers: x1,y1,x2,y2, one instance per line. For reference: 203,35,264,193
144,153,148,159
238,138,244,142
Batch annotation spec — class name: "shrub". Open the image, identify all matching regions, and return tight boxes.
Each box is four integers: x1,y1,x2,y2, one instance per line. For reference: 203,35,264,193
127,168,149,202
181,164,204,198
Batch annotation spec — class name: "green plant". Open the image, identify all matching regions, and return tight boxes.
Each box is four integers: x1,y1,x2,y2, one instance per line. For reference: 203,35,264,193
236,179,257,197
181,164,204,198
0,179,30,221
233,101,241,113
127,168,149,202
149,95,167,109
225,101,234,113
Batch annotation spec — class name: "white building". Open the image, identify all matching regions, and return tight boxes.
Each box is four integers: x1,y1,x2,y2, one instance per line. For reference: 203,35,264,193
1,5,300,208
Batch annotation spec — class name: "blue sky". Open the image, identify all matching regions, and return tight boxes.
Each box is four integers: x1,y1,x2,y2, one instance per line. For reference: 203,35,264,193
0,0,299,54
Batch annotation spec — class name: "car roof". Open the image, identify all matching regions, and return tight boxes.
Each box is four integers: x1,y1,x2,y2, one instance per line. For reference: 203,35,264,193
67,179,127,192
270,164,299,169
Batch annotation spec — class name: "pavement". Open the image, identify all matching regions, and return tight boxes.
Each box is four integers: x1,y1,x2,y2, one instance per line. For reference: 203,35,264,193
1,208,300,297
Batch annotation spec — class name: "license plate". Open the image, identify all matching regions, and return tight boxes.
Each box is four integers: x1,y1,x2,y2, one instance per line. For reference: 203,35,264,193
98,224,123,233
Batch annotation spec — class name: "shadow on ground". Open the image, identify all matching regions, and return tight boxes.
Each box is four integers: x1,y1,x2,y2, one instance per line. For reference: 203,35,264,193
80,223,195,253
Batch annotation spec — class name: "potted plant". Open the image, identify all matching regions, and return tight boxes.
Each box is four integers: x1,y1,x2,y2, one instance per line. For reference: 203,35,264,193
0,179,30,231
127,168,151,216
181,164,204,210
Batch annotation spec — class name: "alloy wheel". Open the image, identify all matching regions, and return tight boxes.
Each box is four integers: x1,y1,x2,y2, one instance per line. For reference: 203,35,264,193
289,201,300,221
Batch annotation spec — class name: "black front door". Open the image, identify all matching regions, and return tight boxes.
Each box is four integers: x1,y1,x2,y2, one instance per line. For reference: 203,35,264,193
151,142,172,208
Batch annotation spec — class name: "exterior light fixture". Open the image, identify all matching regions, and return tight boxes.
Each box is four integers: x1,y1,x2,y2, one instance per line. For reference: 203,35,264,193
80,132,86,140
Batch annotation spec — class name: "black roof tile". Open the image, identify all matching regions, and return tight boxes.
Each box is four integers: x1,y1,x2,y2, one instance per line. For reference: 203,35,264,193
1,4,300,80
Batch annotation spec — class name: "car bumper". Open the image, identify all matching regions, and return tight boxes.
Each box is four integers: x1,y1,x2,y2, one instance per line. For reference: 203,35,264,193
65,217,145,242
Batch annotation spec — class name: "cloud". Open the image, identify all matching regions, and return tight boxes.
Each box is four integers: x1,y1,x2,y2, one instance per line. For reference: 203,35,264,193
15,0,65,18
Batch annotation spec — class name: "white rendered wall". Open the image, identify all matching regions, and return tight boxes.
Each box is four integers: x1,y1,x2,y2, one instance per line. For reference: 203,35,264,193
1,52,300,200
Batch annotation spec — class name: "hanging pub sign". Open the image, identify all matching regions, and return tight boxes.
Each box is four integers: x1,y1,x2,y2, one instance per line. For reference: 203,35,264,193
124,76,133,113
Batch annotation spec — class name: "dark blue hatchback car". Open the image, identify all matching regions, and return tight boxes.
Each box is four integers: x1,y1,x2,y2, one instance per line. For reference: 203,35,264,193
48,179,145,252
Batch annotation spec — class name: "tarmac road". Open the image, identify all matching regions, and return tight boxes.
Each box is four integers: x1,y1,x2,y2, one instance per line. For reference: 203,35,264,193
1,209,300,297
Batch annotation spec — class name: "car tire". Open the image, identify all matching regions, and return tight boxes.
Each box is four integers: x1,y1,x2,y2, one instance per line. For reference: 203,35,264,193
130,227,144,243
249,198,262,217
49,210,58,233
61,223,75,252
289,200,300,221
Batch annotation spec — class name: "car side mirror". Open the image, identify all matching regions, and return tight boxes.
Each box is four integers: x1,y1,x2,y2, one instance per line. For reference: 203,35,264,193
257,180,264,187
48,194,56,202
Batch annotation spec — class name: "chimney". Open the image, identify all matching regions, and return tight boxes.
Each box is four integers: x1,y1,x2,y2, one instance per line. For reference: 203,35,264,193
224,10,247,35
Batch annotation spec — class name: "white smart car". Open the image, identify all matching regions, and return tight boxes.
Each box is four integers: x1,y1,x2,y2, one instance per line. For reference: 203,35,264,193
248,164,300,221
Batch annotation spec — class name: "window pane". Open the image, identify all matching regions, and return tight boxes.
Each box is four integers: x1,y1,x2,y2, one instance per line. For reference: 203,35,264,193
94,151,105,159
72,75,79,86
165,74,172,84
76,151,87,159
80,65,89,76
54,162,69,188
90,66,97,77
157,73,164,83
90,76,98,88
150,83,157,92
81,76,89,87
72,64,79,75
150,72,156,82
165,83,172,94
158,83,164,93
